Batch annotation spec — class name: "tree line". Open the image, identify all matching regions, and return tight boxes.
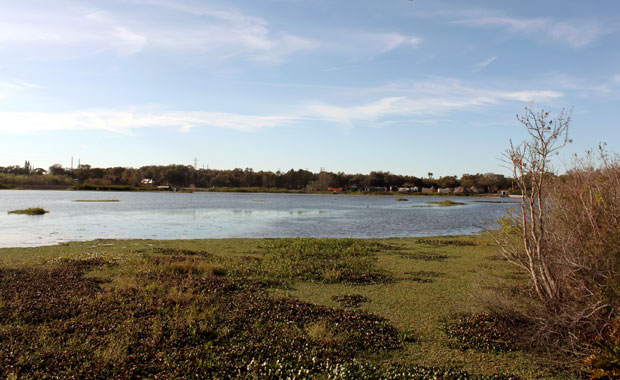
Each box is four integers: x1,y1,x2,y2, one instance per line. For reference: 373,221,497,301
0,161,514,192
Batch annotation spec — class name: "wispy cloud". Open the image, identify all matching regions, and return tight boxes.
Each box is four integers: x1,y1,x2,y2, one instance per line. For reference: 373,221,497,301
0,77,566,134
473,56,497,71
0,109,301,134
0,80,43,90
145,0,422,55
455,16,605,48
303,79,563,123
368,32,422,52
0,0,428,64
0,1,318,62
0,79,43,103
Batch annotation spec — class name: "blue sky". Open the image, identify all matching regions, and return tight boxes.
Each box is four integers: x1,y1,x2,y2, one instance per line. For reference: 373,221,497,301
1,0,619,176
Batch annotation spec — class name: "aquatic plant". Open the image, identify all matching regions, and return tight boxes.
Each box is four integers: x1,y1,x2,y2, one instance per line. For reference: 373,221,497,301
7,207,48,215
427,200,465,206
73,199,120,202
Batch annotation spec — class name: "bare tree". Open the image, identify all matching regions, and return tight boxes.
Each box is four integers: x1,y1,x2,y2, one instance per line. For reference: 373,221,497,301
498,104,571,302
492,105,620,358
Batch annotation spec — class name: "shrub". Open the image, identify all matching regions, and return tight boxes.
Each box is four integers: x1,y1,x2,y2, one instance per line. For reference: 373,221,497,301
583,318,620,379
495,103,620,359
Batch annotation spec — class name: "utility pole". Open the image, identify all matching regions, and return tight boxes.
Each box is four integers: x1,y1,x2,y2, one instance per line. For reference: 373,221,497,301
71,156,73,170
193,158,198,170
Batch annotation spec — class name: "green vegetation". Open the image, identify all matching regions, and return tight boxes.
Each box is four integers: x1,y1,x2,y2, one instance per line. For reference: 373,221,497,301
73,199,120,202
0,172,73,188
7,207,49,215
428,200,465,206
0,236,577,379
394,197,409,201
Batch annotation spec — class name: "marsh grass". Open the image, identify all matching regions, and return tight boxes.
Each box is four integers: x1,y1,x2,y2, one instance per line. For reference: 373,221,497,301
0,236,579,379
7,207,48,215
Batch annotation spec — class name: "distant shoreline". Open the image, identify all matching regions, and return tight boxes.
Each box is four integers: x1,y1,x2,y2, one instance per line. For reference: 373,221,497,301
0,185,505,197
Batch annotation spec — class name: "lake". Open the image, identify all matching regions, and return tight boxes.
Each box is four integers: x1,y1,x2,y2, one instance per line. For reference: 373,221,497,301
0,190,519,248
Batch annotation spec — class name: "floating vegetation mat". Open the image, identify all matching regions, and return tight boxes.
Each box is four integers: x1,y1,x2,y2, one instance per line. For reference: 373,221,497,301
73,199,120,202
7,207,48,215
427,200,465,207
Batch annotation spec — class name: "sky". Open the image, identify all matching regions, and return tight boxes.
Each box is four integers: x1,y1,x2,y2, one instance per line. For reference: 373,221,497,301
1,0,619,177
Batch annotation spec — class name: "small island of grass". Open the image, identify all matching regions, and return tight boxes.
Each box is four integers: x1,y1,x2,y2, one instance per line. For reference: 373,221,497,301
8,207,49,215
428,200,465,207
394,197,409,201
73,199,120,202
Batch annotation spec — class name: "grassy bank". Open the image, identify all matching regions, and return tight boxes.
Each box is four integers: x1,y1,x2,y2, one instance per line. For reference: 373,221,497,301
0,236,577,379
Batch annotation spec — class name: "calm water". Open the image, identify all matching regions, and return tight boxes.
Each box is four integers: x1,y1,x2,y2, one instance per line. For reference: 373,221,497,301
0,190,518,248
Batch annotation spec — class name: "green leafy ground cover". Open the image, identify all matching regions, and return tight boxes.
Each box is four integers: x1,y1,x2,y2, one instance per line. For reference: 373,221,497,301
0,237,578,379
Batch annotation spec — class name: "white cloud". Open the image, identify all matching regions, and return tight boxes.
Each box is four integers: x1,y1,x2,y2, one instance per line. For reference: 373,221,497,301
455,16,605,48
0,79,43,103
109,26,149,56
0,80,43,90
0,78,565,134
0,109,300,134
370,33,422,52
473,56,497,71
0,1,426,64
304,97,405,124
146,0,421,55
0,1,318,62
303,79,563,123
533,73,620,99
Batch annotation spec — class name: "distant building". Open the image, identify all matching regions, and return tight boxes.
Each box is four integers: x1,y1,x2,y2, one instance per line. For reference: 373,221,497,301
421,186,436,194
437,188,453,194
141,178,153,185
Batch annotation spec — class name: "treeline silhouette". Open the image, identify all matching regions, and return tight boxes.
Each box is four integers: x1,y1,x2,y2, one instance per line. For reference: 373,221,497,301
0,162,513,192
